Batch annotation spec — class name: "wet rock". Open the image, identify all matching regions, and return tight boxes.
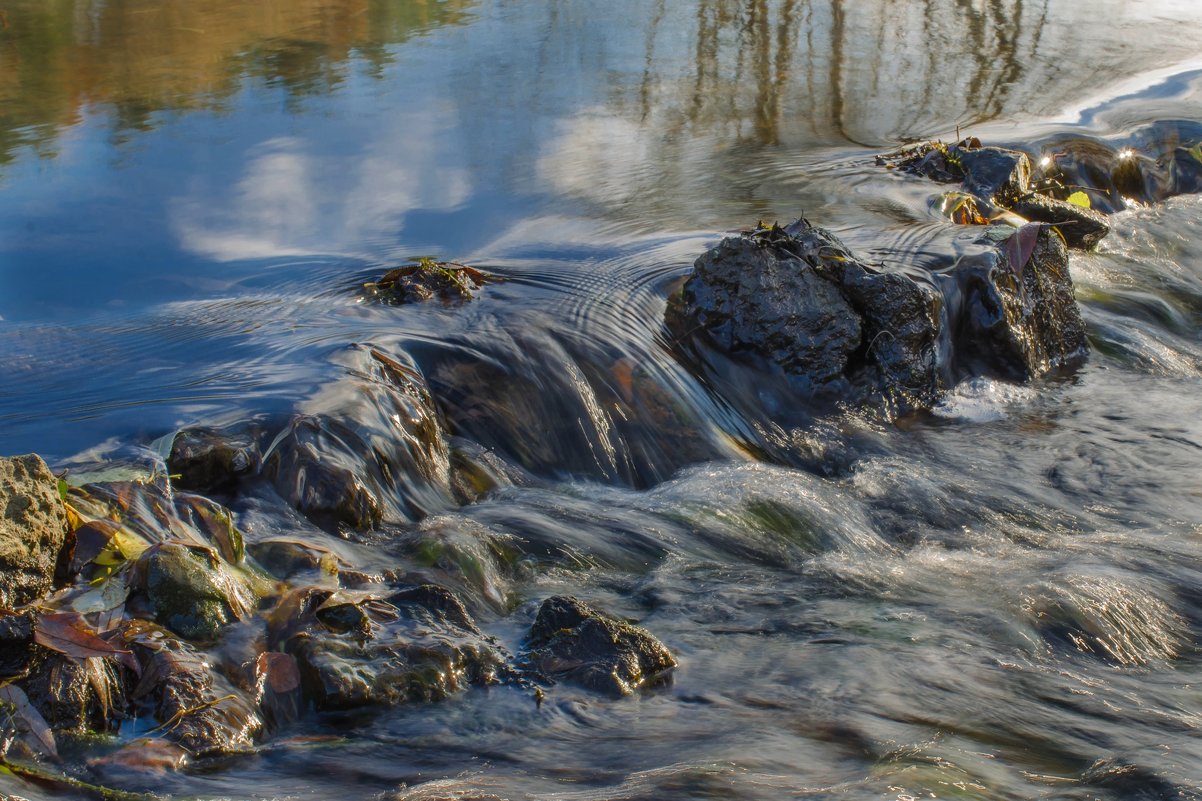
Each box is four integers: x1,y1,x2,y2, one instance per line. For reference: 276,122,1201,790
17,648,126,734
667,221,946,415
951,226,1088,381
262,346,454,531
956,145,1032,206
276,585,504,710
137,542,257,642
167,425,260,494
363,260,491,305
0,454,69,610
247,538,334,581
666,224,861,401
0,613,35,681
1009,193,1110,250
125,621,261,755
525,595,676,697
669,218,1086,418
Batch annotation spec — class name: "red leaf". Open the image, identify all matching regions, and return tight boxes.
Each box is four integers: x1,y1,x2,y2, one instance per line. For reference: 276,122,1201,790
1004,223,1042,279
256,652,300,694
34,612,140,675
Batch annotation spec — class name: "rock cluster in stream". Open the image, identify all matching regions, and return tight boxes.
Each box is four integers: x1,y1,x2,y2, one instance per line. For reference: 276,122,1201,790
3,124,1202,790
0,453,675,774
666,216,1086,416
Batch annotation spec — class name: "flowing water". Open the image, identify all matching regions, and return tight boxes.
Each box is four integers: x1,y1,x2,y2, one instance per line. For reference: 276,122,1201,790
3,1,1202,799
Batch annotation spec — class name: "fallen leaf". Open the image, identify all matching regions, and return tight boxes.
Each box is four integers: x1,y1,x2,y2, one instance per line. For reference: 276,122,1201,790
1003,223,1043,280
1066,191,1091,208
34,612,140,675
256,652,300,694
0,684,58,758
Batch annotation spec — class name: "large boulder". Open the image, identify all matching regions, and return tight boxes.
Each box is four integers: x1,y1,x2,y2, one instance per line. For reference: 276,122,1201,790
524,596,676,697
667,219,1087,418
0,454,69,610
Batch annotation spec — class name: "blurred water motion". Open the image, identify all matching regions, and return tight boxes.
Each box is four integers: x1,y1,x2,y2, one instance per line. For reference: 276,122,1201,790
1,1,1202,799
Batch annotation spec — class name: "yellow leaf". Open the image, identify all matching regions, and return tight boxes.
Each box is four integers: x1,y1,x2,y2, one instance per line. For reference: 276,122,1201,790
1066,191,1091,209
1189,143,1202,164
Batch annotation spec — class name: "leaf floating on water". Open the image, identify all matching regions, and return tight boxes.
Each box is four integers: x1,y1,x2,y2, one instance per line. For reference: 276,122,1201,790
34,612,140,675
1066,191,1091,208
0,684,58,758
1003,222,1043,279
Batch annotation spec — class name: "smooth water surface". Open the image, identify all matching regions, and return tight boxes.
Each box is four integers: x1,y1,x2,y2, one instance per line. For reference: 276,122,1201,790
3,1,1202,799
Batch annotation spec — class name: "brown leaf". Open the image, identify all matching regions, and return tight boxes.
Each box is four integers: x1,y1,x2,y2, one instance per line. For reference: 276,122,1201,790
256,652,300,694
1004,222,1042,280
69,520,120,574
34,612,140,675
0,683,58,758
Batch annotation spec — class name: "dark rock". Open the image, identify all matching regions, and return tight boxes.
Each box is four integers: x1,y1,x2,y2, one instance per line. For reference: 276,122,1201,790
0,454,69,610
247,539,332,581
956,145,1031,205
125,621,261,755
1010,193,1111,250
525,595,676,697
668,218,1087,418
666,224,861,400
137,542,257,642
364,260,491,305
667,221,947,415
0,612,35,679
950,226,1087,381
18,648,126,734
278,586,504,710
261,346,454,531
167,426,260,494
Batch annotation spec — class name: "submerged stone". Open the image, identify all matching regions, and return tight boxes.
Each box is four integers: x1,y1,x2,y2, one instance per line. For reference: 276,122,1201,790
125,622,261,755
138,542,256,642
525,595,676,697
167,425,261,494
261,346,454,531
277,584,504,710
0,454,69,610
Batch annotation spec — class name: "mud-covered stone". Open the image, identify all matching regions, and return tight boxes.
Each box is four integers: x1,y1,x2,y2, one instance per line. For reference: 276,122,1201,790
262,346,454,531
1010,193,1111,250
0,454,69,610
167,426,260,493
525,595,676,697
277,585,503,710
137,543,256,642
950,226,1087,381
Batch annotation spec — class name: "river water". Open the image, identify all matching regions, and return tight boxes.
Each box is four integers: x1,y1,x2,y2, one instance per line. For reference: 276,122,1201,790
3,1,1202,799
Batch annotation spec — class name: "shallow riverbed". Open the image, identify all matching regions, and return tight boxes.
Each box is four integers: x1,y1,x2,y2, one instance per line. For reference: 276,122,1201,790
2,1,1202,799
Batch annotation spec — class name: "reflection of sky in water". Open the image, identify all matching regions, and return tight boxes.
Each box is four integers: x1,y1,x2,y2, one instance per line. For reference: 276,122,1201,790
1,0,1202,454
